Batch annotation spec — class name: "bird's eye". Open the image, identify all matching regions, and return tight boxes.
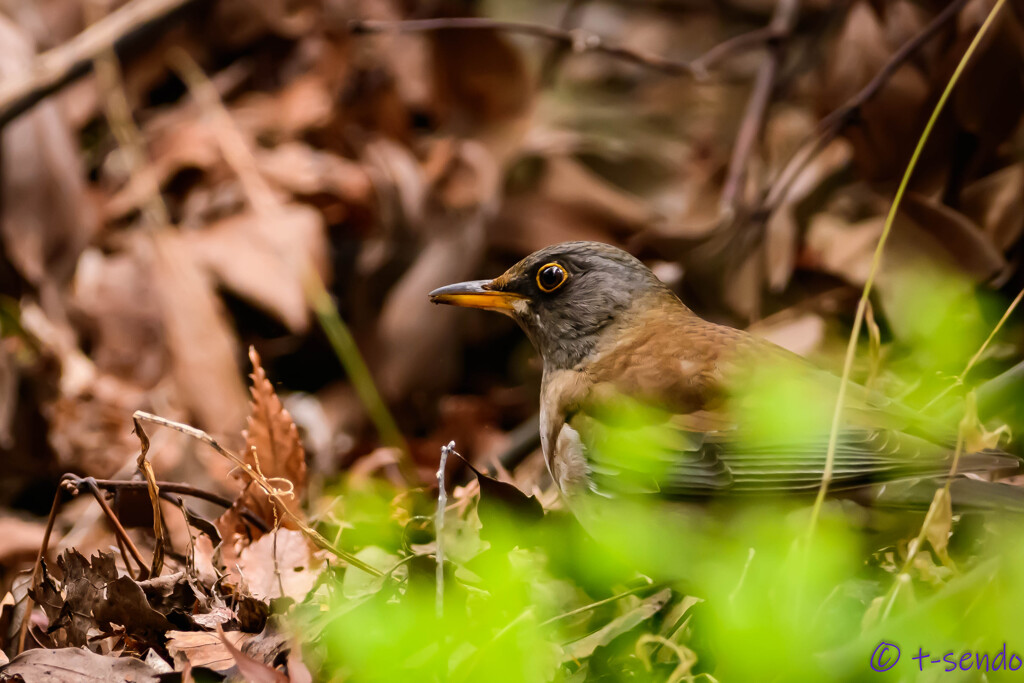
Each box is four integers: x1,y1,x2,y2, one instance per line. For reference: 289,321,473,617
536,263,568,292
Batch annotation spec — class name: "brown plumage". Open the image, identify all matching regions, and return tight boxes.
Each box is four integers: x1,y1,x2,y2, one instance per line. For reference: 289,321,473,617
430,241,1022,511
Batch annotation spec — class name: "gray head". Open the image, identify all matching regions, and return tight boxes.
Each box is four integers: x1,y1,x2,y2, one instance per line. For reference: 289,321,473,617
429,241,676,369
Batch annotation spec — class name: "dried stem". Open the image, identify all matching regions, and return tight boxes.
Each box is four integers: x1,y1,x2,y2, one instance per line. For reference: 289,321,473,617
537,0,590,86
351,15,784,80
132,411,386,577
0,0,199,128
76,476,151,577
16,488,64,654
73,476,270,533
435,441,453,619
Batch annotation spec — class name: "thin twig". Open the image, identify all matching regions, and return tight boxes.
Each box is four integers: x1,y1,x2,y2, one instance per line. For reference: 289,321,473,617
0,0,199,128
17,488,64,655
73,475,270,534
537,0,589,86
690,24,786,77
805,0,1008,540
75,476,150,578
351,16,785,80
352,17,693,76
719,0,800,213
132,410,386,577
436,441,453,619
761,0,970,214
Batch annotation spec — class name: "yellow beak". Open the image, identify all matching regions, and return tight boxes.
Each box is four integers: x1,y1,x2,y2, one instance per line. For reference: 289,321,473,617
428,280,526,313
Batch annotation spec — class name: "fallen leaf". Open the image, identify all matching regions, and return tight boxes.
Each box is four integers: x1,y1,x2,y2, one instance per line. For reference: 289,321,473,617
901,192,1006,282
0,516,45,566
93,576,173,638
227,528,323,602
218,348,307,546
0,15,98,287
151,231,248,437
254,143,373,205
216,625,289,683
1,647,159,683
822,1,929,181
960,162,1024,251
167,629,254,672
186,204,327,333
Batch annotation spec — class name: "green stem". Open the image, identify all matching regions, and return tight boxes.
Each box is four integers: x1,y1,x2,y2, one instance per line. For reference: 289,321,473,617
304,271,416,484
806,0,1008,539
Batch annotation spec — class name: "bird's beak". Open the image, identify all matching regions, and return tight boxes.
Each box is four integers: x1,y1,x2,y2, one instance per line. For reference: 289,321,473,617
428,279,526,313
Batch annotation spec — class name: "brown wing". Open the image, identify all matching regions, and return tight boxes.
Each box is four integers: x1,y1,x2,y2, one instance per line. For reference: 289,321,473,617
567,299,1019,504
577,411,1019,502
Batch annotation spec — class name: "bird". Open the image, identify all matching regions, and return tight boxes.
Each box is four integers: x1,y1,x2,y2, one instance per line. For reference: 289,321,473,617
428,241,1023,516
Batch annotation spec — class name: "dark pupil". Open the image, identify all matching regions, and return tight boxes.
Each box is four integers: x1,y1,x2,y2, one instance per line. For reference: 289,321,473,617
540,266,563,289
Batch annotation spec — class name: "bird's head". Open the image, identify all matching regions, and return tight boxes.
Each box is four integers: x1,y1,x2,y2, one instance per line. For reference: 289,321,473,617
429,241,675,369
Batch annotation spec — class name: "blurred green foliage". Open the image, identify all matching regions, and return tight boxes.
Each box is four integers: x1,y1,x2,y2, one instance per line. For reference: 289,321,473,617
289,271,1024,681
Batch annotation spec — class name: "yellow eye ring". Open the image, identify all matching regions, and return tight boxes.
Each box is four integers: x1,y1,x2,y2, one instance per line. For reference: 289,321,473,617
536,263,568,292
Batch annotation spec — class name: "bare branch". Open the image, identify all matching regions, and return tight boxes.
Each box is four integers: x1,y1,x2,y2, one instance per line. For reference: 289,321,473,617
351,16,785,80
0,0,200,128
761,0,970,214
719,0,800,212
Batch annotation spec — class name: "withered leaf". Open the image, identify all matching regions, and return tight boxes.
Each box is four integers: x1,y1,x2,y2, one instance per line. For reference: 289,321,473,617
167,629,254,672
1,647,159,683
217,347,307,547
92,576,173,638
459,455,544,548
226,528,323,602
215,625,289,683
166,627,288,674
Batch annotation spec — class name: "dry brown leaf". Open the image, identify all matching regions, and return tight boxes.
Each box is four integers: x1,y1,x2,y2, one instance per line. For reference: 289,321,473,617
823,1,929,181
216,625,289,683
70,246,166,387
374,141,497,400
212,0,320,45
427,13,533,163
950,2,1024,153
748,312,827,357
152,231,248,437
960,163,1024,251
103,112,220,221
0,515,46,566
167,629,254,672
539,156,657,230
804,214,883,286
763,115,853,291
231,73,334,142
254,143,373,204
218,348,307,546
0,15,98,287
901,192,1006,282
2,647,160,683
226,529,323,602
186,204,327,333
168,628,291,674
